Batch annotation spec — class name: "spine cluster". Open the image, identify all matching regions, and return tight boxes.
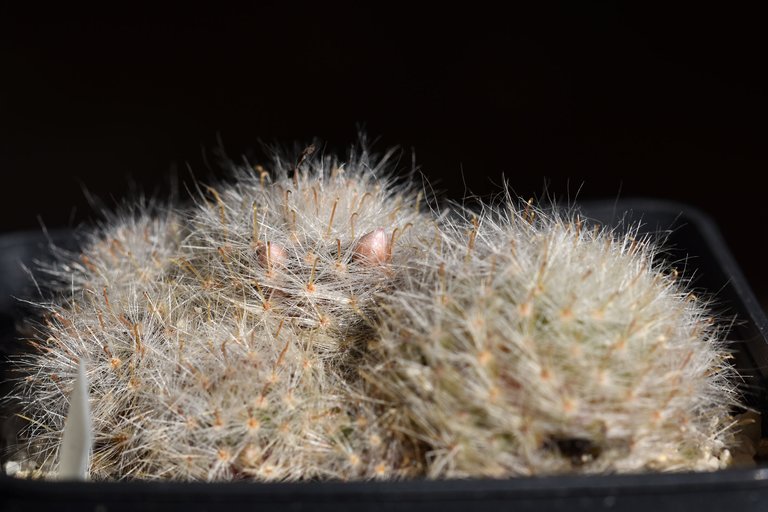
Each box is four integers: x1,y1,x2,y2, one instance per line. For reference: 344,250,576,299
6,143,741,481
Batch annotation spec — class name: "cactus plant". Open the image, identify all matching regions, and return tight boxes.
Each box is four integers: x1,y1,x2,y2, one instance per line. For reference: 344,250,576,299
4,141,743,481
366,198,740,477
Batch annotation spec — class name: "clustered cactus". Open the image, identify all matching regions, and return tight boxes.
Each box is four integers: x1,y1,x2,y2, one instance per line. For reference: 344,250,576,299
5,141,741,481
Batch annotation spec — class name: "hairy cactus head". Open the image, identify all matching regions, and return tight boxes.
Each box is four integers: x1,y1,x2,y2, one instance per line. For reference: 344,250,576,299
366,200,739,477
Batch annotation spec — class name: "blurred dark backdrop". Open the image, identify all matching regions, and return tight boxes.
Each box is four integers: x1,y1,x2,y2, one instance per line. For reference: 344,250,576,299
1,4,766,304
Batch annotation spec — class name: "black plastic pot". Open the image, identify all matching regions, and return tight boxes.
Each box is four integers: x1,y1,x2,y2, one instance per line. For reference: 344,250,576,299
1,199,766,512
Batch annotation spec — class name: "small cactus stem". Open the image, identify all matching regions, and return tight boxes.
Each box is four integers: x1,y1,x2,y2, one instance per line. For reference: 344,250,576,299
96,311,105,330
282,189,292,220
250,280,269,308
524,197,535,224
80,254,97,273
205,185,228,227
388,196,403,222
292,144,316,188
312,186,320,214
466,215,479,262
257,373,275,403
400,222,414,238
274,326,289,369
118,313,132,330
52,312,73,333
254,164,267,185
603,234,613,252
306,256,318,293
128,361,136,389
251,202,259,245
131,323,143,357
350,212,359,239
357,192,372,212
111,237,126,255
217,246,233,272
326,198,339,238
336,239,343,268
389,228,399,258
102,287,112,314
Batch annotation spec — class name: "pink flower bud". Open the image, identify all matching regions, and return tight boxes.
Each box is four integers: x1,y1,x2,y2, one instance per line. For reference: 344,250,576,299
353,228,391,265
257,242,288,270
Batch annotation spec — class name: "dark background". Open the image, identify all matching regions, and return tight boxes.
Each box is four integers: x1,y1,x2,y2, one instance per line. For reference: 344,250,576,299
1,4,766,306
